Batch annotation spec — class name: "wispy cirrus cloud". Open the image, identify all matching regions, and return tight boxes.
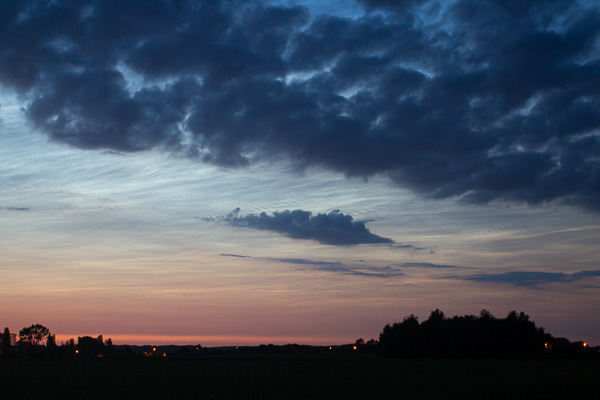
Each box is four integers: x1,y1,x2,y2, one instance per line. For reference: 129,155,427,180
221,208,394,246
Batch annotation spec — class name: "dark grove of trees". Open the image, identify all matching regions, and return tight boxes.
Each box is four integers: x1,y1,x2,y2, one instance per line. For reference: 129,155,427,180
0,324,116,358
378,309,595,358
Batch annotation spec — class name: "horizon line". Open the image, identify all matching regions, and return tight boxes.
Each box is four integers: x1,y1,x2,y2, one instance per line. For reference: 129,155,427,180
54,333,357,347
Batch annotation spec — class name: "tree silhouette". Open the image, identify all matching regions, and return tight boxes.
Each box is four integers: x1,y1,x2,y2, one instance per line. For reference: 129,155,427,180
77,335,105,357
378,314,421,357
47,334,57,348
1,327,12,356
18,324,50,346
62,338,76,356
105,337,114,355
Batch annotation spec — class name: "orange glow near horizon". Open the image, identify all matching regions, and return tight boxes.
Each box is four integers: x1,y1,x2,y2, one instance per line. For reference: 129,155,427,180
54,333,354,347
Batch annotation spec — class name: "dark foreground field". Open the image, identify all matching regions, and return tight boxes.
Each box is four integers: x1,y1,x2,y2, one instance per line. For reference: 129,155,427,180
1,356,599,399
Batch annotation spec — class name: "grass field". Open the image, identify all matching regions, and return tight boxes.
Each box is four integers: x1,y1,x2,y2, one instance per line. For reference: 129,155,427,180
1,356,599,399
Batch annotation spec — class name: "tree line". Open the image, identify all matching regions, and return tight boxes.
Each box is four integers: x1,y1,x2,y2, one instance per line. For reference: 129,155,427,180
2,311,597,358
1,324,114,358
376,309,594,358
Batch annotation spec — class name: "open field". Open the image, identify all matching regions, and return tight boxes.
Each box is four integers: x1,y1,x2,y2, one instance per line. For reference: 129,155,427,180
1,356,599,399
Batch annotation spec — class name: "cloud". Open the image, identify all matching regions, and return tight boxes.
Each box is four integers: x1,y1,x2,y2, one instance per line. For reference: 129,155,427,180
267,257,342,267
223,208,394,246
2,1,600,210
390,244,425,251
402,262,466,269
309,263,404,278
0,206,31,211
219,253,251,258
452,270,600,287
220,253,404,277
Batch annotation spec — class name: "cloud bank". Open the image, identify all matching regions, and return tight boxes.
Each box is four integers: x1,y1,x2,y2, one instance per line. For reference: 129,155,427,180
2,0,599,209
223,208,393,246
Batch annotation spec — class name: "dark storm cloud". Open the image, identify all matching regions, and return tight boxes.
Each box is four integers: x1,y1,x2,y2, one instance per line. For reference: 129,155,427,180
223,208,394,246
2,0,600,209
452,270,600,287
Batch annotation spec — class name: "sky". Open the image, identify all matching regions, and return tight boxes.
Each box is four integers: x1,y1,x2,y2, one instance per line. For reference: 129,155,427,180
1,0,599,347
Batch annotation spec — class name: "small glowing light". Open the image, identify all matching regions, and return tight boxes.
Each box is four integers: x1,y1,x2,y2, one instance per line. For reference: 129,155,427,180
544,343,548,348
583,342,587,348
329,347,332,350
153,347,156,351
353,346,357,350
75,350,79,354
162,352,166,357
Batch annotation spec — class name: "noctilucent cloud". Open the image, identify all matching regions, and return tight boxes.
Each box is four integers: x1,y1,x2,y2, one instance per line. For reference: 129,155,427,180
1,0,599,346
